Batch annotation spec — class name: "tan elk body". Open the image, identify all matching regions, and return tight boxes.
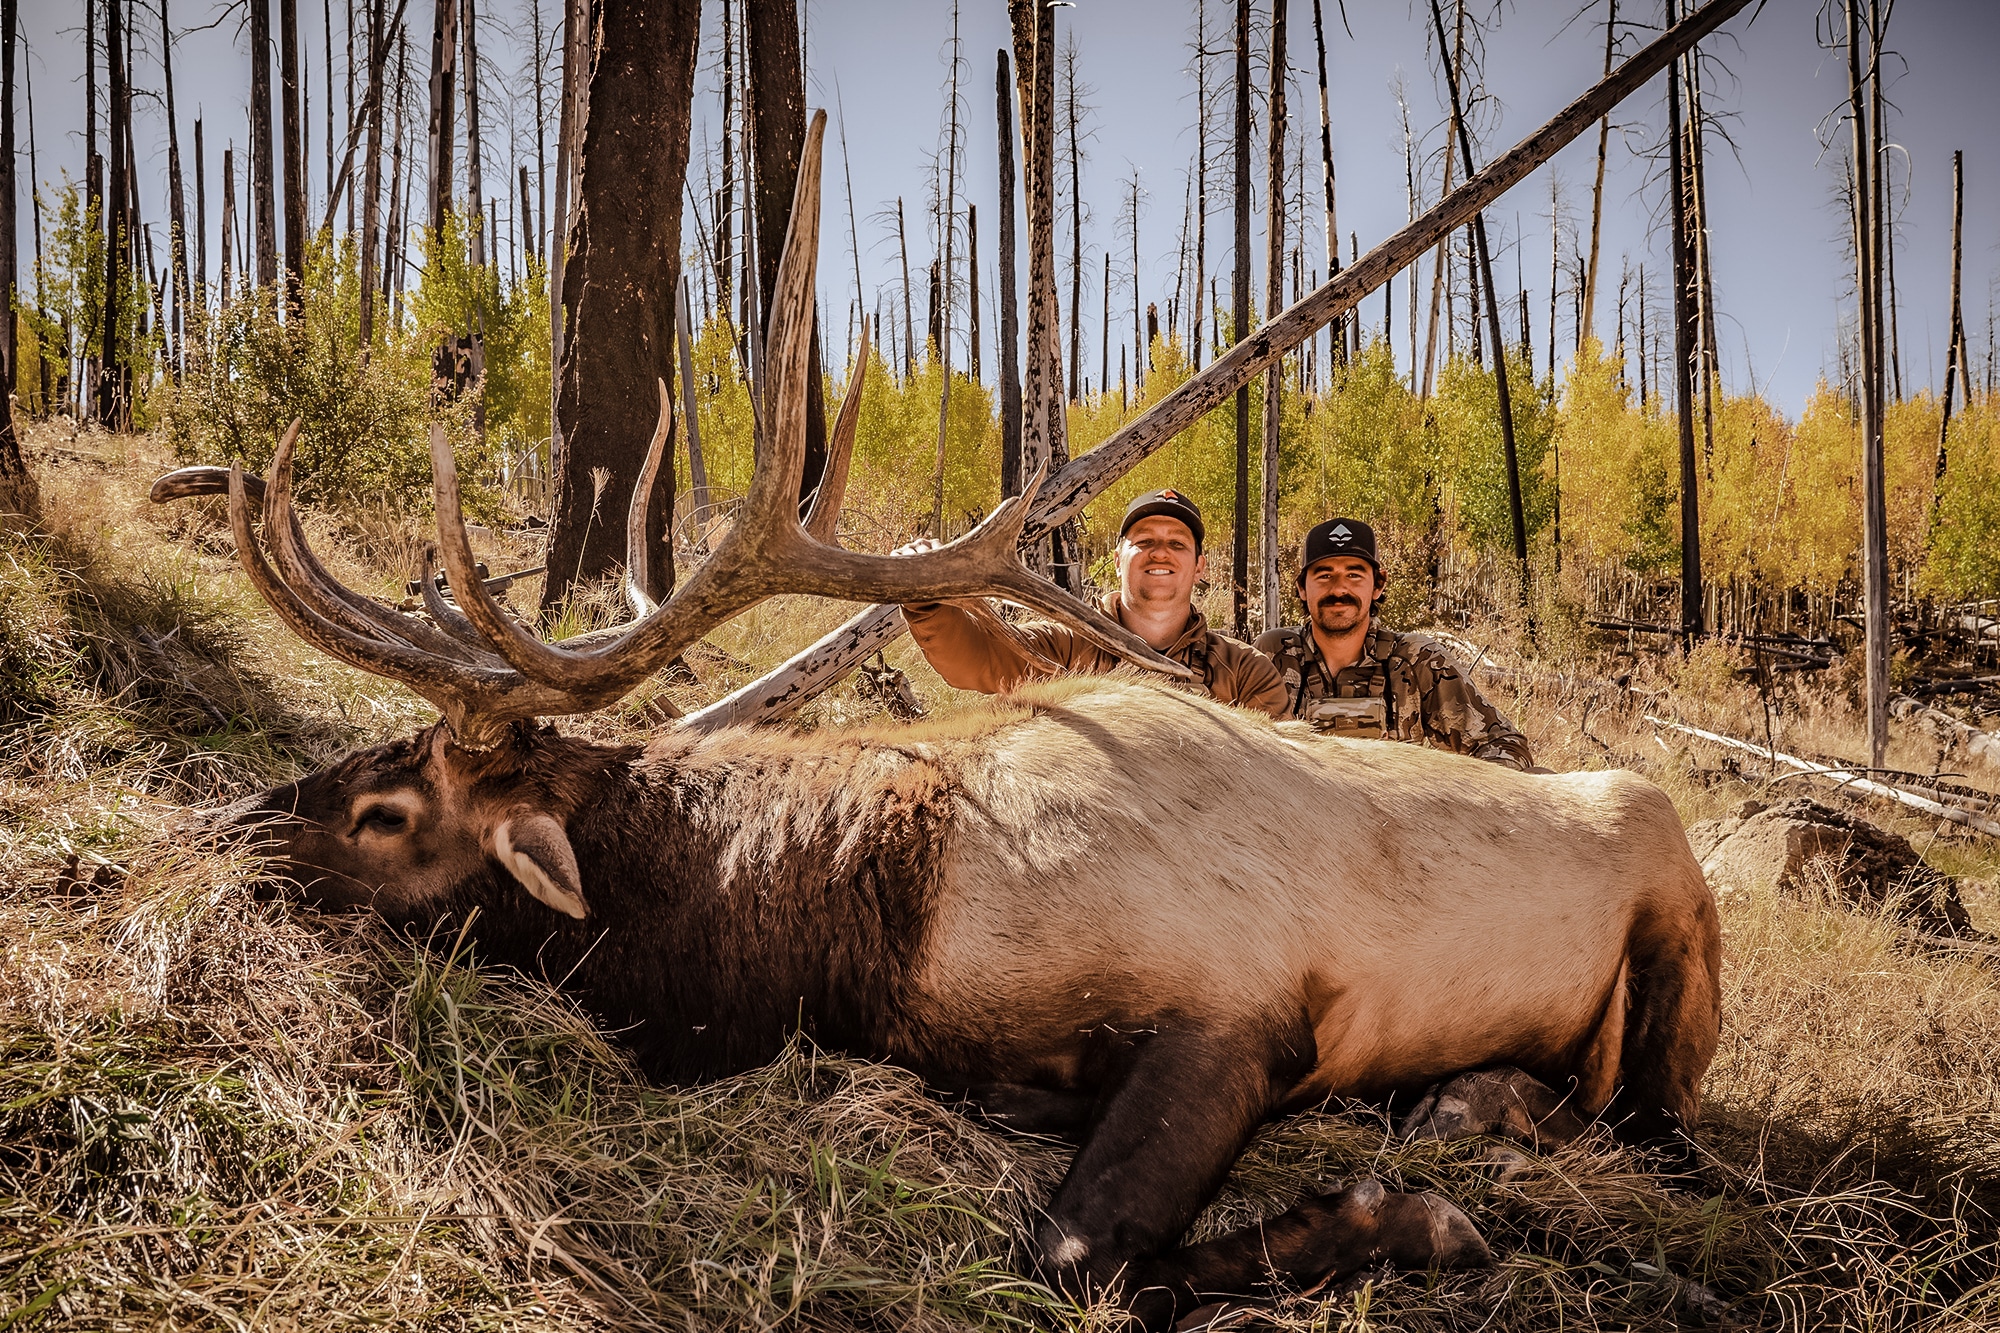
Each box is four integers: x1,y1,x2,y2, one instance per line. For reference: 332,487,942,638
169,111,1723,1329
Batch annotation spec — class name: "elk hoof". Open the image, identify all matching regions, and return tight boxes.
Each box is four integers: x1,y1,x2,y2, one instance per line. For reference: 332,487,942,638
1399,1067,1589,1149
1378,1190,1493,1271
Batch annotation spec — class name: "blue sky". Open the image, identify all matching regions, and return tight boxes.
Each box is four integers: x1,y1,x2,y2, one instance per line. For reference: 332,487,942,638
18,0,2000,417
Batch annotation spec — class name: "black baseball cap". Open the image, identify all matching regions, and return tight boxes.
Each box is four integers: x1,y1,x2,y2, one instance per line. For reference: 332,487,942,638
1120,488,1205,549
1298,517,1380,581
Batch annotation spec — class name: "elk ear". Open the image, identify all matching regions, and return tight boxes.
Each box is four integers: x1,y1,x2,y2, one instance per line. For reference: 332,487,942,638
489,812,589,919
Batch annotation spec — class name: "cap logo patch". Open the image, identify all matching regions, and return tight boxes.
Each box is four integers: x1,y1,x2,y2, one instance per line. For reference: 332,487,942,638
1331,524,1352,540
1161,489,1182,501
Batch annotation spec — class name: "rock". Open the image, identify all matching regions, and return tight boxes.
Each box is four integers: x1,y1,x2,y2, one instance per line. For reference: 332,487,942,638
1687,796,1980,938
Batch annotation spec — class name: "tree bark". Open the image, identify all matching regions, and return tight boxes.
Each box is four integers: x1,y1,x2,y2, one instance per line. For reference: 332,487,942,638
931,3,962,535
968,202,979,380
100,0,126,428
462,0,485,266
542,0,698,614
1193,0,1206,370
1310,0,1342,372
1064,36,1081,401
1848,0,1888,766
280,0,306,315
1420,0,1465,401
1007,0,1064,572
0,0,30,510
745,0,827,504
1935,148,1964,512
1231,0,1250,637
193,116,207,308
221,146,236,306
1261,0,1285,632
1668,0,1703,645
715,0,734,318
250,0,279,288
1582,0,1614,344
896,198,913,378
0,0,16,395
996,47,1022,497
549,0,580,438
162,0,191,374
425,0,457,237
359,0,385,341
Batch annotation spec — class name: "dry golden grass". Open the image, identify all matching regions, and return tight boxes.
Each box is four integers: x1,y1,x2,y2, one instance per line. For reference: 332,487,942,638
3,433,1998,1330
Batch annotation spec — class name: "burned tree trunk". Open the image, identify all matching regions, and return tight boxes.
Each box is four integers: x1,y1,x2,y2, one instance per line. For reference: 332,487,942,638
997,47,1022,497
100,0,126,428
162,0,191,372
0,0,15,396
425,0,457,237
359,0,386,341
1311,0,1341,372
0,0,31,514
1847,0,1888,765
1261,0,1285,632
1582,0,1614,343
1230,0,1250,636
1668,0,1703,644
1935,148,1965,513
250,0,279,288
1007,0,1069,576
462,0,485,266
280,0,306,314
542,0,699,614
746,0,827,504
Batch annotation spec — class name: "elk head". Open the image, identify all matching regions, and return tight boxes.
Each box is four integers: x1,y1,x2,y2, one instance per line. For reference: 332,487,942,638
160,110,1184,919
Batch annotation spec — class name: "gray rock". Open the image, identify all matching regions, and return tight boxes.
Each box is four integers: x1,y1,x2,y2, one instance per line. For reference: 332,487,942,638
1687,796,1979,938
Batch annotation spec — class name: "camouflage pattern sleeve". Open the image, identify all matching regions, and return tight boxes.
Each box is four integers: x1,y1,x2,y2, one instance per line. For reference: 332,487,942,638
1403,637,1536,770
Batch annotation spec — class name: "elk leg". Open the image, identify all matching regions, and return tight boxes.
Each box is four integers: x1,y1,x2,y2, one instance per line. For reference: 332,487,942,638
1033,1021,1485,1330
1120,1179,1491,1327
1397,1066,1590,1149
1607,889,1723,1146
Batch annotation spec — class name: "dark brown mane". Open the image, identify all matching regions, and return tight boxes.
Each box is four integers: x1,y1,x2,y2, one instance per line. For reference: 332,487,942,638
438,726,962,1083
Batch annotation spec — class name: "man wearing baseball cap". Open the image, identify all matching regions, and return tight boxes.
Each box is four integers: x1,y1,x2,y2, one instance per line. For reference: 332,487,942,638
894,489,1288,717
1253,517,1534,768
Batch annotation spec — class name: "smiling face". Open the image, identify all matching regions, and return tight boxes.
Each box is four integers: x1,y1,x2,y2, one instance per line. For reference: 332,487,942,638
1299,555,1382,637
1115,515,1206,614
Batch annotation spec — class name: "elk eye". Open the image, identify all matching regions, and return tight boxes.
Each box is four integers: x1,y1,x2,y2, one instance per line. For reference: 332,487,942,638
356,806,410,834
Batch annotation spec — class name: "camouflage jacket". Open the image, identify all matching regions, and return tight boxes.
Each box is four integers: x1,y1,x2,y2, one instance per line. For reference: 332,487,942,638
1250,622,1535,770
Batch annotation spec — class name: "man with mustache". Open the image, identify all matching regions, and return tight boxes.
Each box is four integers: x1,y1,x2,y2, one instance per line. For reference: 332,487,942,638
894,489,1289,718
1254,518,1534,769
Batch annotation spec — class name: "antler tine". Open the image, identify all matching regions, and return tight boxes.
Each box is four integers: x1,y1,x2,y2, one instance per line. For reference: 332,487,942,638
624,380,673,619
416,113,841,700
738,108,826,539
153,454,488,663
223,462,560,743
804,314,867,543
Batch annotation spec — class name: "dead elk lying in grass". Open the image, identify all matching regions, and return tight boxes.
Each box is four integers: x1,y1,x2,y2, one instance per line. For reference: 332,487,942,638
165,114,1722,1331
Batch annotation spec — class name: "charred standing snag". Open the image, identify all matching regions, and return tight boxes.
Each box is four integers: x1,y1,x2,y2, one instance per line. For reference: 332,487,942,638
167,114,1722,1330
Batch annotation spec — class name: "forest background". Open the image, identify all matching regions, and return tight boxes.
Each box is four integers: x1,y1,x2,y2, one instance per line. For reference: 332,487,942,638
12,0,2000,637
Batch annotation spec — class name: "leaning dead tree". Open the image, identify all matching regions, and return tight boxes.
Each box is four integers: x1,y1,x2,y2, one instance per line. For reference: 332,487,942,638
682,0,1755,731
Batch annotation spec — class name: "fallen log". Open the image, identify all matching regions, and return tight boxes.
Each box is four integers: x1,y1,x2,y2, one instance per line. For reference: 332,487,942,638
1646,715,2000,839
1891,695,2000,768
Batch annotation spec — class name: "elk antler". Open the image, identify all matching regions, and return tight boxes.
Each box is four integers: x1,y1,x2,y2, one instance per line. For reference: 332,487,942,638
158,109,1185,746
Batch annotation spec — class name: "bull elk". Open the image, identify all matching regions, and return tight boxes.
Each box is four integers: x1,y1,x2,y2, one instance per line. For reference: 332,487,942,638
164,113,1721,1330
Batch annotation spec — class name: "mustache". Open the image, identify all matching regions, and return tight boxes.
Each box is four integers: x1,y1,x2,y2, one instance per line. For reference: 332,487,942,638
1315,594,1363,611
